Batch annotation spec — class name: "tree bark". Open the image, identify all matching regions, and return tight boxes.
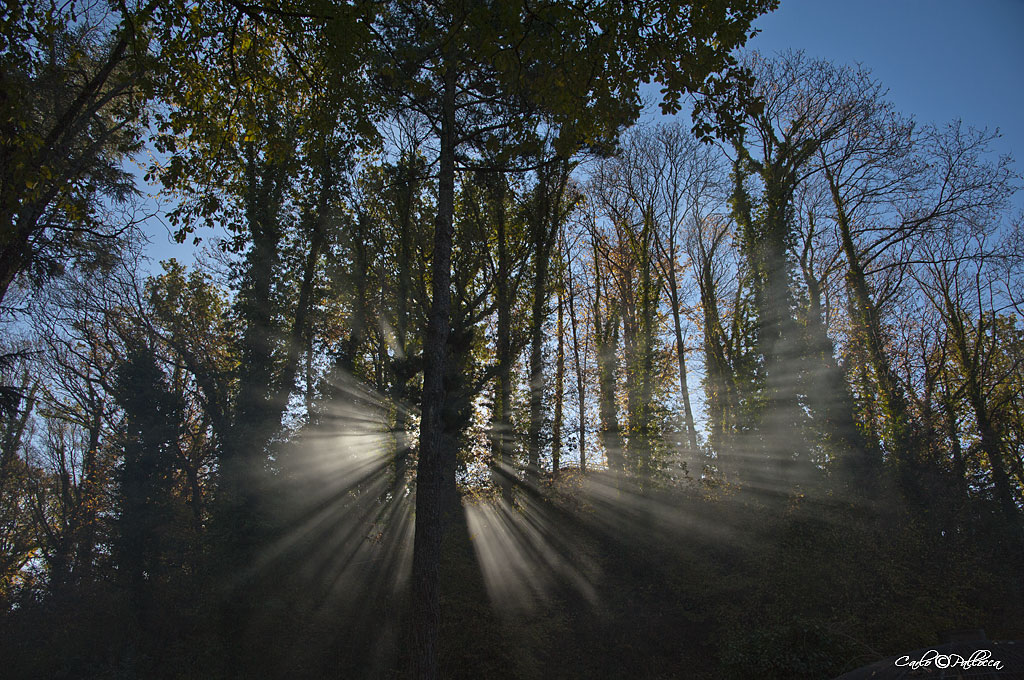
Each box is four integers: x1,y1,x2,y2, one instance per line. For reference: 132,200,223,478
527,175,552,484
489,175,514,501
824,165,914,460
411,61,457,680
566,253,587,473
552,286,564,474
593,248,624,473
666,265,698,454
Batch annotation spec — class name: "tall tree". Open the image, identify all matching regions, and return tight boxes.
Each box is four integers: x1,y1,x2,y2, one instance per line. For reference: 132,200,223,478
111,341,184,612
526,160,572,482
371,1,776,672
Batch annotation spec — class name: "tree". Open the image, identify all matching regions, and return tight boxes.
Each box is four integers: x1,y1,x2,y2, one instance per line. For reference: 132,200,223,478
589,142,669,481
0,0,155,305
588,122,726,474
0,357,39,603
526,159,573,483
368,1,776,674
27,266,133,591
916,228,1022,532
815,110,1017,489
111,341,184,612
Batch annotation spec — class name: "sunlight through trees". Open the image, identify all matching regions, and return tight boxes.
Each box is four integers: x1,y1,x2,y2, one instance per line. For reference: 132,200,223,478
2,2,1023,678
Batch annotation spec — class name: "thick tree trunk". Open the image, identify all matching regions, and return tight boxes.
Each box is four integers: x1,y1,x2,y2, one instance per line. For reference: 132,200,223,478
411,62,457,680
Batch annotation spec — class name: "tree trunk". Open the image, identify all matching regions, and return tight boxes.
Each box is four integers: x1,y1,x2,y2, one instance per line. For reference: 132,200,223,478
552,286,564,474
391,155,418,496
695,244,733,466
527,176,552,484
489,175,514,501
593,250,624,473
824,165,914,460
667,270,698,454
566,254,587,473
411,61,457,680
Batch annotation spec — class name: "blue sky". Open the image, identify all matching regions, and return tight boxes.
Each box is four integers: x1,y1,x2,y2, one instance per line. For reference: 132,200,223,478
746,0,1024,208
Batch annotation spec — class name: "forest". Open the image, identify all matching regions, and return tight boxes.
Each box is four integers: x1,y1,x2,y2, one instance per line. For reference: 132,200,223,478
1,1,1023,678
